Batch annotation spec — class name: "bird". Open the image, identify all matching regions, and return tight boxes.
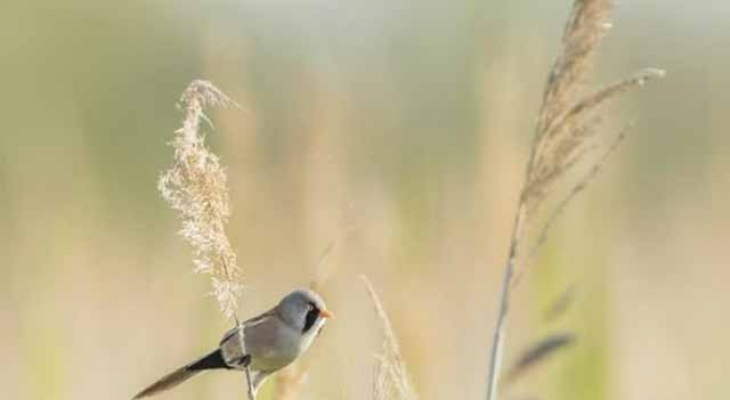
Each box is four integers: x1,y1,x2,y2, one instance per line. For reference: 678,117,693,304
132,289,333,399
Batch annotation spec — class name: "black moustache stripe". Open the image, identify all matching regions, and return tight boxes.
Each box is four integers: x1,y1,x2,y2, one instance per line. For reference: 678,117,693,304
303,307,319,333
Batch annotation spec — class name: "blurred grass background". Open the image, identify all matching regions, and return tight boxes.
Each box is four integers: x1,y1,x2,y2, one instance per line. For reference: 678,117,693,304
1,1,728,400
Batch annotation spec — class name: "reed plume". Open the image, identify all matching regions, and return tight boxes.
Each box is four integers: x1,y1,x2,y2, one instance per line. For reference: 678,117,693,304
158,80,243,320
361,276,418,400
484,1,663,399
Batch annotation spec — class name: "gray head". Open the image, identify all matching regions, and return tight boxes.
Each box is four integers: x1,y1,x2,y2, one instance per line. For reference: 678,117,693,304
276,289,333,333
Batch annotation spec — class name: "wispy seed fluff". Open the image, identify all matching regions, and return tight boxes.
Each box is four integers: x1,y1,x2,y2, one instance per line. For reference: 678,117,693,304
158,80,243,320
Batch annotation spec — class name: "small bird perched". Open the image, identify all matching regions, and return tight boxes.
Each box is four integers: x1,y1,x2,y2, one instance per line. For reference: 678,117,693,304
132,289,333,399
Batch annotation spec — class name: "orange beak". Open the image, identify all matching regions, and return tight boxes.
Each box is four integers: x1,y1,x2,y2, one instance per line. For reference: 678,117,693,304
319,309,335,319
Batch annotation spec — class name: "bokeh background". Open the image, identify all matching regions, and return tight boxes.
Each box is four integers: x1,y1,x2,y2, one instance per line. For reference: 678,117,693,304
1,1,728,400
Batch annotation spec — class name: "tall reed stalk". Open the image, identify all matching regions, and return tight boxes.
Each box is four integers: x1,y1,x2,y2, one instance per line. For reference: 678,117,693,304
483,1,663,399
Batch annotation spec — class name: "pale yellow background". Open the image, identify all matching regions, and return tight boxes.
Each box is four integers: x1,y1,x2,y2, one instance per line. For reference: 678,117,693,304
1,1,728,400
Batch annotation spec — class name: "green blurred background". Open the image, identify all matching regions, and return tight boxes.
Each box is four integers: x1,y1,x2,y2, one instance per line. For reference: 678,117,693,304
1,1,728,399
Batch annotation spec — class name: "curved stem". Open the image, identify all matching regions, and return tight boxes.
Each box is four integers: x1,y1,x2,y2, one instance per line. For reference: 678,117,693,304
485,204,527,400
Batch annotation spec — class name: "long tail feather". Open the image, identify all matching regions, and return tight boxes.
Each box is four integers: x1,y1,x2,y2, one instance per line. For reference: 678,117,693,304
132,349,228,399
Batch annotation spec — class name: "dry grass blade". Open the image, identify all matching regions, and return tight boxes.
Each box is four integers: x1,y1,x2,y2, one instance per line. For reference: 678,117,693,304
158,80,243,320
502,333,577,386
360,275,418,400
